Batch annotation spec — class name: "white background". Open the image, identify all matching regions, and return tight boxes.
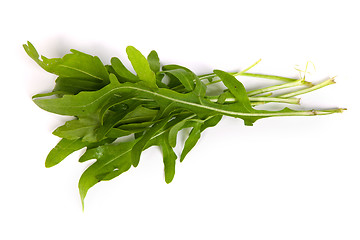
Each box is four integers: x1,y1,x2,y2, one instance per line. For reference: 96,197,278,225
1,0,359,239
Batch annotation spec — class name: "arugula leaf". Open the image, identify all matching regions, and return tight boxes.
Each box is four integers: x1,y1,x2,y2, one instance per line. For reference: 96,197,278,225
126,46,157,89
32,74,121,117
147,50,161,73
132,116,171,167
214,70,253,112
95,101,141,141
161,65,195,91
180,122,202,162
46,138,115,168
159,132,177,183
53,77,107,94
52,117,99,142
78,141,134,209
110,57,139,82
23,42,109,83
46,138,88,168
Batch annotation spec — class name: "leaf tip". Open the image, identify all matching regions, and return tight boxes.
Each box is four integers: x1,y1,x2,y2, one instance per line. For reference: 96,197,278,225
79,186,87,211
165,178,173,184
45,161,53,168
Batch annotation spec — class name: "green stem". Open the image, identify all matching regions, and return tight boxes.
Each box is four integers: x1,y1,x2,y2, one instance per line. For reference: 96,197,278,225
198,59,261,80
279,77,336,98
208,96,300,105
233,72,299,82
203,72,299,85
247,79,313,97
237,59,262,74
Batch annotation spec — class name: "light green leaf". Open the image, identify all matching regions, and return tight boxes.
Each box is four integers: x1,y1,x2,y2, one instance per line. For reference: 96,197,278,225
126,46,157,89
159,133,177,183
23,41,43,67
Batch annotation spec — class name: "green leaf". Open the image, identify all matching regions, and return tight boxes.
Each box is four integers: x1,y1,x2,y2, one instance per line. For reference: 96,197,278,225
213,70,252,112
180,122,202,162
49,49,110,82
23,41,43,67
118,106,158,125
200,115,222,132
53,77,107,94
147,50,160,73
126,46,157,89
95,101,141,141
162,68,195,91
110,57,139,82
105,128,137,138
24,42,109,82
33,74,122,117
46,138,88,168
162,65,196,90
78,141,134,209
159,133,177,183
168,115,194,148
46,138,115,168
52,117,99,142
131,116,171,167
194,75,207,97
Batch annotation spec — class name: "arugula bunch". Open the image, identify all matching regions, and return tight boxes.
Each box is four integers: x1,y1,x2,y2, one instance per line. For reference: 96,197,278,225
24,42,344,209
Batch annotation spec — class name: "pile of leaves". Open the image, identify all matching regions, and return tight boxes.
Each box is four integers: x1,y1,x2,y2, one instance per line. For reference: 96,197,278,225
24,42,344,209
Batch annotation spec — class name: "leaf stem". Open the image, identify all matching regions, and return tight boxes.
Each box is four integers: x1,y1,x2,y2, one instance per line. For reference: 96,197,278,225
246,79,313,97
202,72,299,85
208,96,300,105
279,77,336,98
233,72,299,82
199,59,261,80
